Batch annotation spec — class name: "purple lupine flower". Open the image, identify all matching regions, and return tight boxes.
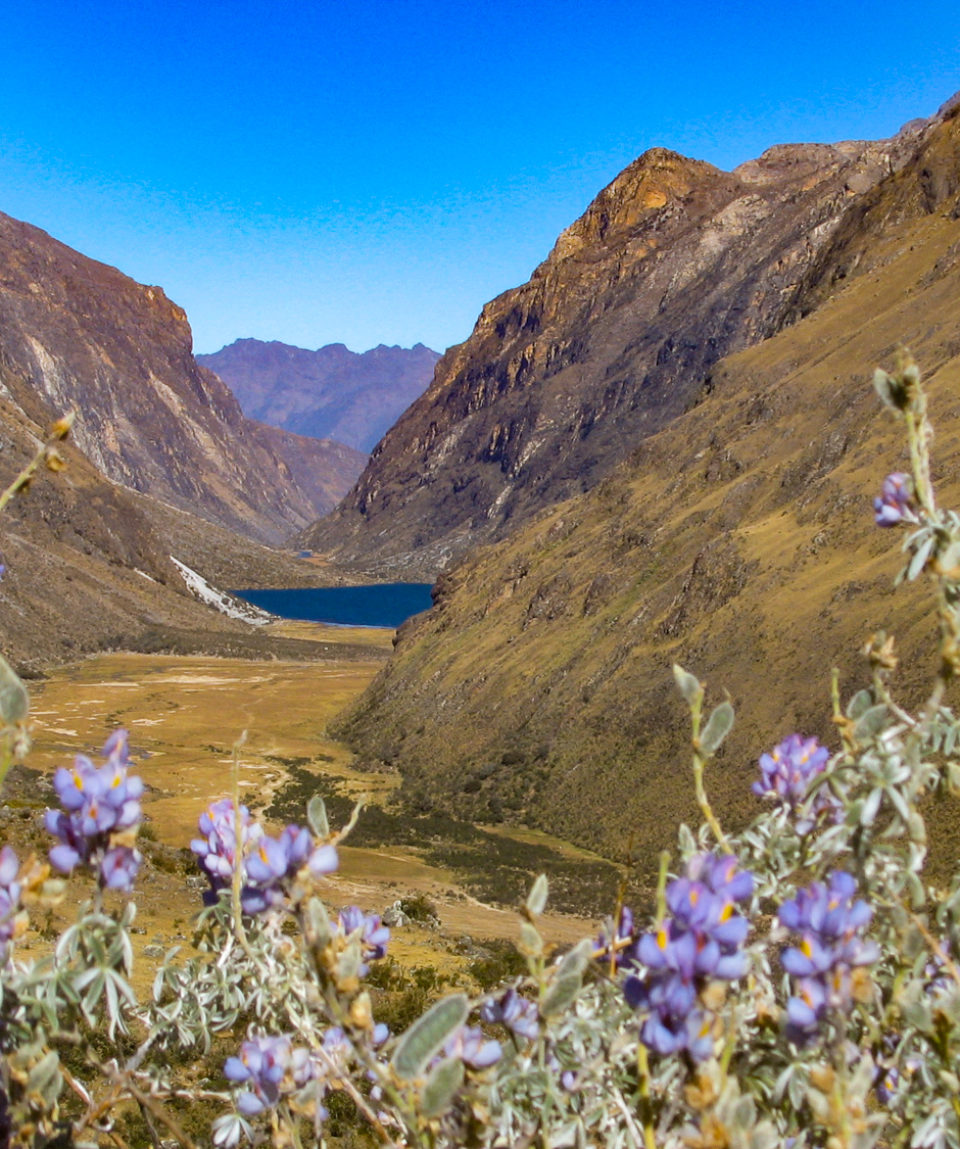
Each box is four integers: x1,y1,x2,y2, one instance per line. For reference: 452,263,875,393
336,906,389,974
480,987,540,1041
624,851,753,1062
442,1025,502,1069
191,797,261,893
0,846,22,961
778,871,878,1042
874,473,919,527
224,1035,293,1116
193,801,339,914
45,731,143,890
753,734,840,834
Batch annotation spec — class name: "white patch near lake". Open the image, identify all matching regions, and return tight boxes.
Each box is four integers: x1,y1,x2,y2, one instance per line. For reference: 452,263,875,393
170,557,272,625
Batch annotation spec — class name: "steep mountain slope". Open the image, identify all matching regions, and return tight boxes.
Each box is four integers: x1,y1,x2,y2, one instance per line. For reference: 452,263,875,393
198,340,440,453
0,360,372,670
0,212,366,545
305,118,934,576
335,101,960,875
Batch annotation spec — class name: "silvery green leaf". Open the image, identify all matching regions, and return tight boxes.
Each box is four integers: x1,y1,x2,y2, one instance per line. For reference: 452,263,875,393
307,794,329,838
525,873,549,917
392,994,469,1079
846,689,874,720
853,704,888,741
540,973,582,1017
304,897,331,947
672,664,701,703
26,1050,60,1100
873,367,897,408
907,534,936,580
554,938,593,981
519,921,543,958
0,655,28,725
906,870,925,908
699,701,734,754
677,822,696,855
860,788,882,827
420,1056,464,1117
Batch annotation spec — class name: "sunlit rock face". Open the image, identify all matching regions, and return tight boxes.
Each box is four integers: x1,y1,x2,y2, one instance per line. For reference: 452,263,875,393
305,119,934,578
0,211,366,546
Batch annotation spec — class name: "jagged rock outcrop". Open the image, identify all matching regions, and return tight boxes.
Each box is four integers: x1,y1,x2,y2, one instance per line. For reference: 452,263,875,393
0,212,366,545
334,98,960,873
305,119,933,576
198,340,440,453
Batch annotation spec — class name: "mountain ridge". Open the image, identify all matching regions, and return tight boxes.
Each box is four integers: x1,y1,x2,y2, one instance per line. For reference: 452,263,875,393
331,97,960,874
303,114,936,575
198,338,440,454
0,210,366,545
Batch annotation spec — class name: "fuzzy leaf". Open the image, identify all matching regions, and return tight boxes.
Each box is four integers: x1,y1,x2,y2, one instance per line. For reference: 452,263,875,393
700,702,734,754
307,794,329,839
846,689,874,720
853,704,888,741
392,994,469,1080
525,874,549,917
0,655,28,725
540,973,582,1017
554,938,594,982
873,367,897,408
672,664,701,703
420,1057,464,1117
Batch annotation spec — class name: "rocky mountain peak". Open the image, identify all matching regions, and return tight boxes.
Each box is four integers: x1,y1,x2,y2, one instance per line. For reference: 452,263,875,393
305,112,946,577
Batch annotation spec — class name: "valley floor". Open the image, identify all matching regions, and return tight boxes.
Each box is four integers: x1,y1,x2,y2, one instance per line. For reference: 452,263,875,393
5,625,597,990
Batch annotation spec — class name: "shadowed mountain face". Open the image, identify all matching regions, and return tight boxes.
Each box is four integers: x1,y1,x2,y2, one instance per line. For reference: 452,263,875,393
0,212,366,546
305,122,936,577
334,100,960,872
197,340,440,453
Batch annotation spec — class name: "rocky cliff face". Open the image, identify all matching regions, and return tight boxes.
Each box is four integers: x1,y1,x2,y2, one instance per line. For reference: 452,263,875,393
198,340,440,453
335,100,960,872
0,213,366,545
306,121,932,575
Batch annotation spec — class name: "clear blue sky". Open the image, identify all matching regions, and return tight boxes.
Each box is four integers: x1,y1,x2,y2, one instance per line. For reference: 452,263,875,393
0,1,957,355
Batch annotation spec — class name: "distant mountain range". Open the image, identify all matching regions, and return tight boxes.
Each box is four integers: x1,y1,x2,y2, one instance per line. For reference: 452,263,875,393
197,339,440,453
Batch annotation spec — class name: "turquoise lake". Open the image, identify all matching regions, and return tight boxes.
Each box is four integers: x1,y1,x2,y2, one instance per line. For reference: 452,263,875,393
232,583,434,628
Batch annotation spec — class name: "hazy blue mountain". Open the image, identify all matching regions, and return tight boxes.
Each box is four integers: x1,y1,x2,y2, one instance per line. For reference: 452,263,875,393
198,339,440,453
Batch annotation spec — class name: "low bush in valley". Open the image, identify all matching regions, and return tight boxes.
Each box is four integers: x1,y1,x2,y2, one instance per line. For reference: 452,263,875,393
4,357,960,1146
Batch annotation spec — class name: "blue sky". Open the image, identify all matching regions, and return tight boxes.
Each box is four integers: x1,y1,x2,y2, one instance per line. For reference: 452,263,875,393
0,1,957,355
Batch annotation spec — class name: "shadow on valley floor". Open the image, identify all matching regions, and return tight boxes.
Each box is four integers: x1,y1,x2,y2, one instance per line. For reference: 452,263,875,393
266,761,623,917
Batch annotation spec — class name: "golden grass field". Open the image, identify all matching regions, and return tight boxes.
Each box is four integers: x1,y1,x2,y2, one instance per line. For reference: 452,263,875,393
12,621,596,991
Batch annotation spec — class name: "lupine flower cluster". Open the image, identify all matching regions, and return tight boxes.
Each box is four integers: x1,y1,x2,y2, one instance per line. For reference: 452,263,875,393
0,846,23,962
336,905,390,976
224,1034,316,1117
874,472,919,527
441,1025,502,1069
779,871,879,1042
191,798,338,913
753,734,841,833
480,986,540,1041
45,730,142,890
624,852,753,1060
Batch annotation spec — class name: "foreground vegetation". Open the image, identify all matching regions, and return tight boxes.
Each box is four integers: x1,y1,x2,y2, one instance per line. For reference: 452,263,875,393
3,355,960,1146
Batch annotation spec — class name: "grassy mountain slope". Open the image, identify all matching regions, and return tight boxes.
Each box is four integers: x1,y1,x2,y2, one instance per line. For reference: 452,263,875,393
335,107,960,878
305,119,931,576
